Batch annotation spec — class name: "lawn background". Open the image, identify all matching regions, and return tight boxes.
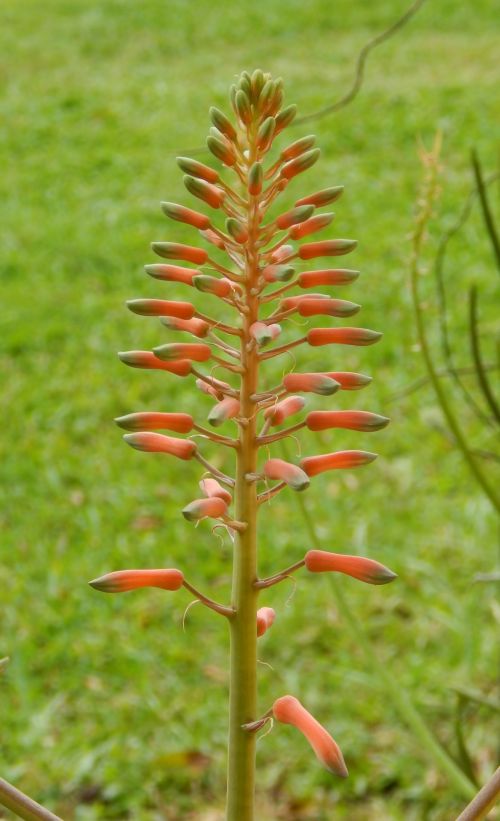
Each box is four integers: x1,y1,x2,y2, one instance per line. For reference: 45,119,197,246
0,0,499,818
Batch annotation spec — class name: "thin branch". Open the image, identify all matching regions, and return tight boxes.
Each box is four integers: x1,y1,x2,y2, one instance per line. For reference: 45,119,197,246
194,452,235,486
0,778,63,821
259,337,307,361
257,421,306,445
255,560,306,589
257,481,287,504
386,364,499,404
468,285,500,424
182,580,234,618
456,767,500,821
192,424,239,448
471,150,500,273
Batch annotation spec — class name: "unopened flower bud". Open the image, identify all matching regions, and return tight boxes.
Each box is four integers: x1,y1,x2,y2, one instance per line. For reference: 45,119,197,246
295,186,344,208
256,116,276,151
114,412,194,433
209,106,237,140
208,397,240,426
298,298,361,318
273,695,348,777
324,371,372,390
250,321,280,346
251,68,265,99
153,342,212,363
235,89,252,124
151,242,208,265
275,104,297,132
89,568,184,593
127,299,195,320
195,376,231,399
301,450,377,477
262,264,295,283
124,432,197,460
280,135,316,162
160,316,209,338
298,269,359,288
308,327,382,347
264,396,305,426
304,550,397,585
299,239,357,260
160,202,210,231
263,458,310,491
280,148,320,180
276,204,314,230
184,175,225,209
306,410,389,432
207,135,237,166
177,156,219,184
182,496,228,521
270,244,294,264
199,477,232,505
283,372,340,396
248,162,263,196
193,275,233,297
289,213,334,240
226,218,249,244
256,607,276,637
145,264,201,285
118,351,191,376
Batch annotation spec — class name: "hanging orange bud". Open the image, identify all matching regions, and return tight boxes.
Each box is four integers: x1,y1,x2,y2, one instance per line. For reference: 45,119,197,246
295,186,344,208
273,695,348,777
324,371,372,390
256,607,276,637
115,412,194,433
199,477,232,506
276,204,314,230
299,239,357,260
262,264,295,283
118,351,191,377
301,450,377,477
280,148,320,180
208,397,240,427
298,298,361,318
160,316,209,338
289,213,334,240
263,459,310,491
207,135,237,167
226,218,249,244
280,294,329,311
124,432,197,460
184,175,225,209
304,550,397,585
298,269,359,288
145,264,201,285
182,496,228,522
308,327,382,347
264,396,305,426
275,104,297,132
283,372,340,396
151,242,208,265
250,321,281,346
89,568,184,593
177,156,219,184
127,299,195,320
248,162,263,195
280,135,316,162
153,342,212,362
256,116,276,151
209,106,237,140
306,410,389,432
194,275,233,298
160,202,210,231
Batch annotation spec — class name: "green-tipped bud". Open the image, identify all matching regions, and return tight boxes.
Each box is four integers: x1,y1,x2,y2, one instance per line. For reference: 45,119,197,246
276,204,314,230
209,106,237,140
259,79,274,112
238,71,252,97
275,104,297,131
256,116,276,152
226,217,248,244
206,135,236,166
251,68,265,99
281,135,316,162
193,274,232,297
160,201,210,231
183,175,225,209
295,186,344,208
280,148,320,180
248,162,263,195
176,156,219,184
235,89,252,125
262,264,295,283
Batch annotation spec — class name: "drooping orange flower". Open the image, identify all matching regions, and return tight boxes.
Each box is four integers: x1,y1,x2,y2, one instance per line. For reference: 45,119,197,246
273,695,348,777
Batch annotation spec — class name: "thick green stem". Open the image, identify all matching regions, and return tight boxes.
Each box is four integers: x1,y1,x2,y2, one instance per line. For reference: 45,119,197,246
0,778,62,821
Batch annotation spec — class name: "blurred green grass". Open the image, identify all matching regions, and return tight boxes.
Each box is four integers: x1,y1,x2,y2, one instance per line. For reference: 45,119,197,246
0,0,499,818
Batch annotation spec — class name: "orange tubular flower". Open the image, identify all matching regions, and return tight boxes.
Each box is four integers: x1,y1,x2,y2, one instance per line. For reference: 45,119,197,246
123,432,197,460
306,410,390,432
324,371,372,390
264,396,305,426
160,316,210,338
297,298,361,318
151,241,209,265
294,185,344,207
182,497,228,521
282,372,341,396
153,343,212,362
115,412,194,433
208,397,240,426
297,268,359,287
89,568,184,593
127,299,195,320
308,327,382,347
301,450,378,477
161,201,211,231
256,607,276,637
176,155,220,183
299,239,357,260
117,351,192,376
304,550,397,585
273,696,348,777
289,213,334,240
263,458,310,491
145,264,201,285
200,477,233,506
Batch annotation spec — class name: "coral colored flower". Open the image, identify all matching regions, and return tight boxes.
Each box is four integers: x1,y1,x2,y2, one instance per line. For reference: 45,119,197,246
323,371,372,390
250,321,281,346
89,568,184,593
248,162,263,195
297,298,360,318
270,244,294,264
289,213,334,240
299,239,357,260
280,294,329,311
127,299,195,320
307,327,382,347
208,397,240,426
145,264,201,285
273,695,348,777
176,156,219,184
262,264,295,283
153,343,212,363
151,241,208,265
114,412,194,433
123,432,197,460
283,372,340,396
207,135,237,167
297,268,359,287
226,218,249,244
295,185,344,208
276,204,314,230
304,550,397,585
306,410,390,433
280,135,316,162
183,175,225,209
194,275,233,297
256,607,276,637
301,450,377,477
182,497,228,521
161,201,210,230
118,351,192,376
199,477,232,506
263,458,310,491
280,148,320,180
264,396,305,426
160,316,209,338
